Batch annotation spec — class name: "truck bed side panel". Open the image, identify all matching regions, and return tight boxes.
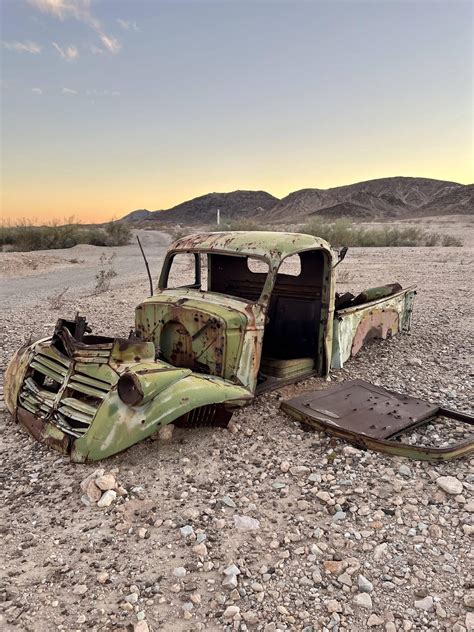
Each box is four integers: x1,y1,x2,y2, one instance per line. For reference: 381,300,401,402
331,288,416,369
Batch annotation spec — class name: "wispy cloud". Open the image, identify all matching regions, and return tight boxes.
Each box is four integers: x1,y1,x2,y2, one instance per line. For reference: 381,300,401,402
62,87,78,96
32,87,43,94
86,89,120,97
99,34,120,54
2,40,42,54
116,18,140,32
28,0,120,54
52,42,79,61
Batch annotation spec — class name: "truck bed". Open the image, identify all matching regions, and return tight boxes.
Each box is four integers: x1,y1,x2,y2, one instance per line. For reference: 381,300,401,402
331,286,416,369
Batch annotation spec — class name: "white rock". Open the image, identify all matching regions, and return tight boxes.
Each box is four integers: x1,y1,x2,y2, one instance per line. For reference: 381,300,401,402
223,605,240,618
290,465,310,477
97,572,109,584
180,525,194,538
326,599,342,613
368,614,384,626
398,464,412,478
316,491,332,504
374,543,388,561
73,584,88,595
97,489,117,507
354,593,372,609
173,566,186,578
436,476,463,495
223,564,241,576
233,514,260,530
280,460,290,472
414,596,434,611
466,613,474,631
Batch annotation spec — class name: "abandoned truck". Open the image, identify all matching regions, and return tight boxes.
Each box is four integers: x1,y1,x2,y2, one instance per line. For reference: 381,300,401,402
5,231,416,461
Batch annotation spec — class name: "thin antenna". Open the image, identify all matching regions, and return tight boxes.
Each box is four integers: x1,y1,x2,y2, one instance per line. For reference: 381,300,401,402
136,235,154,297
217,208,220,226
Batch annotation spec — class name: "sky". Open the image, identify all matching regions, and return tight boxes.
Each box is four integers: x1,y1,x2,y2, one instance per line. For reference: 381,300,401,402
1,0,473,224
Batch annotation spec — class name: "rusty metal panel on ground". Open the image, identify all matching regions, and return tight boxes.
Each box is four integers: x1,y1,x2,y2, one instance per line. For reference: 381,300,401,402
281,379,473,460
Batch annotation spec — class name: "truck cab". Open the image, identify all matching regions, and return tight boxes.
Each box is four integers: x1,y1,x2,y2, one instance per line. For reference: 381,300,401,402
135,231,336,394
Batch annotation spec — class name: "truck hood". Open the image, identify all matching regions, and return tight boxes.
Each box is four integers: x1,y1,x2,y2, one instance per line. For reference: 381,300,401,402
135,289,260,383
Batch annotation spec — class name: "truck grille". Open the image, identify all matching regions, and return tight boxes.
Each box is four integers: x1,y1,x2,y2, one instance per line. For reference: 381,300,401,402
18,346,117,439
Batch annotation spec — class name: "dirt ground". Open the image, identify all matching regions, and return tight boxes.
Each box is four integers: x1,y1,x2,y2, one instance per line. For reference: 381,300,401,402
0,219,473,632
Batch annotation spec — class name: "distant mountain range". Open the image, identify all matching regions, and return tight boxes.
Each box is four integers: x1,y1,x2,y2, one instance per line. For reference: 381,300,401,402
121,177,473,224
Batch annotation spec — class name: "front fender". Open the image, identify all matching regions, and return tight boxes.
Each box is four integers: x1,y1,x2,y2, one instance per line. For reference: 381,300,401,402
71,373,252,462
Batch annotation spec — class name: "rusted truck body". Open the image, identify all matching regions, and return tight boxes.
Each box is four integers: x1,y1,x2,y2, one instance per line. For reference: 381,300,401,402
4,231,416,461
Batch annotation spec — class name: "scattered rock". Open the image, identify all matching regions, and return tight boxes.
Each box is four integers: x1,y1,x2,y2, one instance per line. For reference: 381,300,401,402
368,614,385,626
464,592,474,608
414,596,434,611
192,542,208,557
180,525,194,538
436,476,463,495
233,514,260,530
398,464,412,477
95,473,116,491
326,599,342,613
354,593,373,609
97,489,117,507
221,495,236,508
73,584,88,596
223,605,240,619
97,572,109,584
358,574,374,593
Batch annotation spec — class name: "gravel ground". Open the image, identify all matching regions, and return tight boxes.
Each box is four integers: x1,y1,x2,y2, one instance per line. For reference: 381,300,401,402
0,230,170,309
0,222,473,632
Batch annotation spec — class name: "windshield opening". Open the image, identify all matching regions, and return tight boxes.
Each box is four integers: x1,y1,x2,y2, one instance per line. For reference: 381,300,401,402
162,251,270,302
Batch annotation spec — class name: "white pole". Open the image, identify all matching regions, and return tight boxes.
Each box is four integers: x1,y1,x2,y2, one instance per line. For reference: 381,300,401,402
217,208,220,226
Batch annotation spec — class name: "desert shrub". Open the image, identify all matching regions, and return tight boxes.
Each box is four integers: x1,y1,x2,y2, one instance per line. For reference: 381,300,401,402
94,253,117,294
104,220,132,246
47,287,69,310
440,233,463,247
0,219,131,252
304,218,462,247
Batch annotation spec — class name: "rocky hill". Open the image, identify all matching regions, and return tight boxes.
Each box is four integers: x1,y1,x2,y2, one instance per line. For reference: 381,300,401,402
122,190,278,224
266,178,473,221
121,178,473,224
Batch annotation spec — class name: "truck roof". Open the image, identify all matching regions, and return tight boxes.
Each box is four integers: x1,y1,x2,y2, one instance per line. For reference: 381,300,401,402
170,231,333,264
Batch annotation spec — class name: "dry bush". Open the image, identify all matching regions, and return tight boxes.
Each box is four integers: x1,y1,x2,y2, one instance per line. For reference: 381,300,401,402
0,218,131,252
47,287,69,310
94,253,117,294
304,218,462,247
